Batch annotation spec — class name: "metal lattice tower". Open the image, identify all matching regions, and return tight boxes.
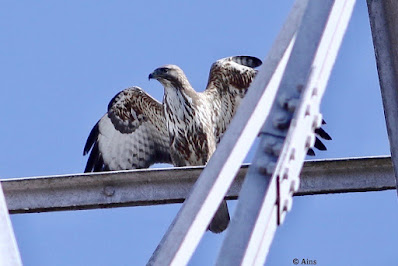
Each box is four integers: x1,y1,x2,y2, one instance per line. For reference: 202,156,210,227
2,0,398,265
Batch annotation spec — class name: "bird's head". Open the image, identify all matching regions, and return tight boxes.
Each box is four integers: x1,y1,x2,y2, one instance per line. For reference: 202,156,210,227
148,65,189,89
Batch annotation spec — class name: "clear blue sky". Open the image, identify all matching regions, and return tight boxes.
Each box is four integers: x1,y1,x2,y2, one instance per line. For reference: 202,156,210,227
1,1,397,265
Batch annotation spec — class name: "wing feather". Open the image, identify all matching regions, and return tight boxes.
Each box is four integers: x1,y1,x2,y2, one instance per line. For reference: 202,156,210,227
83,122,99,156
203,55,331,153
84,141,102,172
83,86,171,172
203,56,262,142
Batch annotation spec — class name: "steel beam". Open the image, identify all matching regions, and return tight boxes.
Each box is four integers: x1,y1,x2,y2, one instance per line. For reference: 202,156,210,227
367,0,398,196
1,156,394,214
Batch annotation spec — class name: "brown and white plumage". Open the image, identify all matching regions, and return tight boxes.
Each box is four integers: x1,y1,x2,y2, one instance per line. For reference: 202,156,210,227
83,55,331,233
148,56,262,233
148,56,262,167
83,87,171,172
83,56,262,233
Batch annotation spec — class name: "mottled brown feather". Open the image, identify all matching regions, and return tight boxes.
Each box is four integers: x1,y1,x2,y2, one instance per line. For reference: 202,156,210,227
84,87,171,172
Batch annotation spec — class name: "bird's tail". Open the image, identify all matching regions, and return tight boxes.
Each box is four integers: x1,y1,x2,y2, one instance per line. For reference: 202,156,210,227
208,200,230,233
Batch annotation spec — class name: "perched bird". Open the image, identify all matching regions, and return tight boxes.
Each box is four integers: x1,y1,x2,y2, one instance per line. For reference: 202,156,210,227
147,56,262,233
83,55,330,233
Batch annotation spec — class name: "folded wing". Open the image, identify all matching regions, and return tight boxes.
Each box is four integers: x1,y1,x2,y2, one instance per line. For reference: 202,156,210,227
83,87,171,172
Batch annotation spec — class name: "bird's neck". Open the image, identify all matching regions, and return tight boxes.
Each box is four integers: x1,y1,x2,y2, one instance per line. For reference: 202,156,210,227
163,82,198,114
160,72,197,104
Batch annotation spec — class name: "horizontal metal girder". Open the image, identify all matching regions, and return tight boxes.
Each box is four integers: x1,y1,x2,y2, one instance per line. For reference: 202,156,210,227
1,156,394,214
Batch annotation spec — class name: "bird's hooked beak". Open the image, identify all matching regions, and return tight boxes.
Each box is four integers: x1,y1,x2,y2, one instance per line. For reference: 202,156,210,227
148,68,160,81
148,72,155,81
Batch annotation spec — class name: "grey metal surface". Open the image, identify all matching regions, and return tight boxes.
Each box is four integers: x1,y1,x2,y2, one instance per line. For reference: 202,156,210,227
3,166,246,214
299,156,394,195
367,0,398,195
0,183,22,266
217,0,356,265
146,1,309,265
2,157,394,214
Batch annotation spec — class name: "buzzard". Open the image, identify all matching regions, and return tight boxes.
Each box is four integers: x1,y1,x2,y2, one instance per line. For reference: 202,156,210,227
83,56,331,233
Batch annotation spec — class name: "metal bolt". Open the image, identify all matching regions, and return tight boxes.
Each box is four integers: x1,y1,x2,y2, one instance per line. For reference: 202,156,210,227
282,167,289,180
305,134,315,149
256,157,270,175
305,104,311,116
257,159,276,176
287,98,299,113
103,186,115,197
312,87,319,97
266,162,276,175
279,211,287,225
278,93,291,109
257,166,268,176
312,113,323,129
272,142,283,156
290,178,300,193
273,113,291,130
296,84,304,92
262,137,277,154
279,198,293,225
289,148,296,161
283,198,293,213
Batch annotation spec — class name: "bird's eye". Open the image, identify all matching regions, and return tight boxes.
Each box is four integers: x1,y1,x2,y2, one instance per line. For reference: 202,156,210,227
159,68,168,74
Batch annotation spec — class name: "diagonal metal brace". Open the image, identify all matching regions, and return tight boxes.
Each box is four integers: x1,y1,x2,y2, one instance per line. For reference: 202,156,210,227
216,0,356,265
146,1,309,265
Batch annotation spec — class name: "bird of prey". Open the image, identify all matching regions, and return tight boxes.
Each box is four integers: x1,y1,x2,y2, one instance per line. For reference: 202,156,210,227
83,55,331,233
